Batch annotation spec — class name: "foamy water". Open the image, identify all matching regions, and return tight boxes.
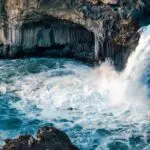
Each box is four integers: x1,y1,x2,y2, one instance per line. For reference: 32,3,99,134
0,25,150,149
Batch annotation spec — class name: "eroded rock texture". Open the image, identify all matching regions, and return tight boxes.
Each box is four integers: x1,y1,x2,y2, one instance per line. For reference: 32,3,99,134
2,126,79,150
0,14,94,63
0,0,149,69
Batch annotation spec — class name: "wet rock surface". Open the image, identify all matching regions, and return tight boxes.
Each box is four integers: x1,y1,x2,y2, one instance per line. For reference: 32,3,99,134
2,126,79,150
0,0,149,69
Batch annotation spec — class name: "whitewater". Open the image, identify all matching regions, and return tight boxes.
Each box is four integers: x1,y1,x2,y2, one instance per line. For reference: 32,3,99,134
0,25,150,150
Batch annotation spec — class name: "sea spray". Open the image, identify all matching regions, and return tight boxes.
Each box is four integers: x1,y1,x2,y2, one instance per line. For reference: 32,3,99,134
0,25,150,149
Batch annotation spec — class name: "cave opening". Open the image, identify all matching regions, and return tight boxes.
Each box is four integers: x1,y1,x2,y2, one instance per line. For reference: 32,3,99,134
1,16,95,64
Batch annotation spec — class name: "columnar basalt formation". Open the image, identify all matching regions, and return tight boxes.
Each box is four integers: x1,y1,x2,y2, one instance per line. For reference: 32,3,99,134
0,13,94,63
0,0,149,69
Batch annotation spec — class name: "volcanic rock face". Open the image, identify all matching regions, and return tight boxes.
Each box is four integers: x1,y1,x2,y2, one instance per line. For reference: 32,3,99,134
0,14,94,63
2,126,79,150
0,0,149,69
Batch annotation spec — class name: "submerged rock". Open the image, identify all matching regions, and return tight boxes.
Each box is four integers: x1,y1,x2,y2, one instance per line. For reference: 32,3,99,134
2,126,79,150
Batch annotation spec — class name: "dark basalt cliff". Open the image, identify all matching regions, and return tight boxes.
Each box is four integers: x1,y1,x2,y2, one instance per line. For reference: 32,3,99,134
0,0,149,69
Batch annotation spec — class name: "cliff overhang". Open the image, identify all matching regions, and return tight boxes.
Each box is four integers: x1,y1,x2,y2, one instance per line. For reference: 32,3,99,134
0,0,149,69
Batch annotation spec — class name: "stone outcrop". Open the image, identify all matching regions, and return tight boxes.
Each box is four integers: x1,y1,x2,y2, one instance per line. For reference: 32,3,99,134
0,13,94,63
0,0,149,69
2,126,79,150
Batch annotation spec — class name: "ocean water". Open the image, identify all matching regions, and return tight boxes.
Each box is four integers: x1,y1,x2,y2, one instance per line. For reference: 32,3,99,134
0,25,150,150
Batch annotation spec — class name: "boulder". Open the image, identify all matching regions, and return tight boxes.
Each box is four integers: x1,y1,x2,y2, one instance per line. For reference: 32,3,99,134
2,126,79,150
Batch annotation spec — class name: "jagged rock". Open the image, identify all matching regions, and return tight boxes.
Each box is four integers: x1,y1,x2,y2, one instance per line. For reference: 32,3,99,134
0,0,149,69
0,12,95,63
2,126,79,150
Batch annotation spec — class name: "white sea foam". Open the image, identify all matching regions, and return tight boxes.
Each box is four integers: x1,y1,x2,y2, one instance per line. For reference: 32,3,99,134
1,25,150,149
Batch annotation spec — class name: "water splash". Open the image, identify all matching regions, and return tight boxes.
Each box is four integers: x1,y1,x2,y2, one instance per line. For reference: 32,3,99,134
1,25,150,149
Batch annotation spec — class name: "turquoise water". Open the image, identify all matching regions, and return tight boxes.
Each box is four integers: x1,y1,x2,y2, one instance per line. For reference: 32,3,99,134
0,57,150,150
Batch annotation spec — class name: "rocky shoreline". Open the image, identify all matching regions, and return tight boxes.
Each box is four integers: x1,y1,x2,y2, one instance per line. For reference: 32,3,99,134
2,126,79,150
0,0,149,69
0,1,150,150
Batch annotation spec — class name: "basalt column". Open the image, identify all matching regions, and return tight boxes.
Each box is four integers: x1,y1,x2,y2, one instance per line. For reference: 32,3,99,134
0,17,95,63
